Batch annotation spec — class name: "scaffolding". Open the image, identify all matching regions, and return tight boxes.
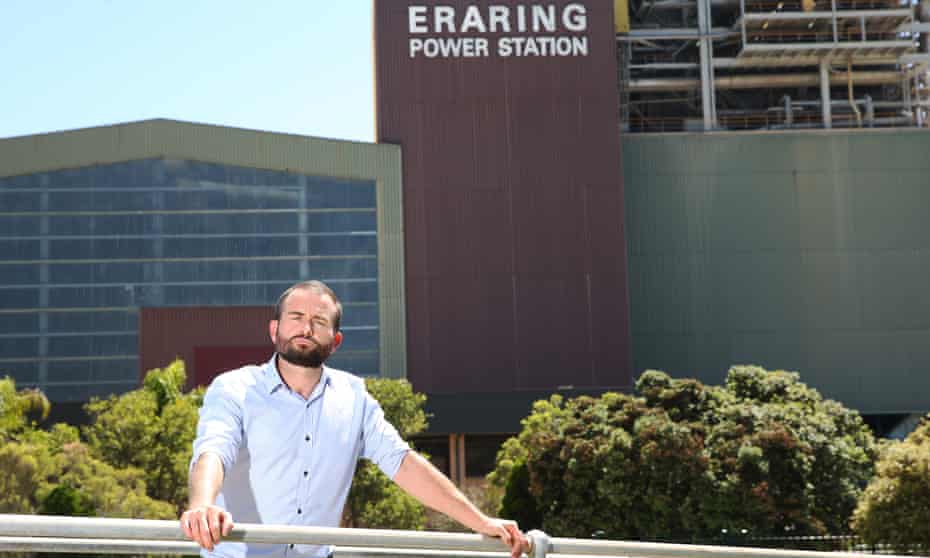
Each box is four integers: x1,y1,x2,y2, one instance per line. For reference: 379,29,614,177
618,0,930,131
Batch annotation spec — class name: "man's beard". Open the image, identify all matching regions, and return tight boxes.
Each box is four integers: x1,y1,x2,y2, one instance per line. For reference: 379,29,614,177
277,336,334,368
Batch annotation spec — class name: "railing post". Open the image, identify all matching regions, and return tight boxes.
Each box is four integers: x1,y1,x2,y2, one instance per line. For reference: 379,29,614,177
527,530,551,558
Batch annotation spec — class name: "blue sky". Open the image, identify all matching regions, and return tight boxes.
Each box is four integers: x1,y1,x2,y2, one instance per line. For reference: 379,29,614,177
0,1,376,142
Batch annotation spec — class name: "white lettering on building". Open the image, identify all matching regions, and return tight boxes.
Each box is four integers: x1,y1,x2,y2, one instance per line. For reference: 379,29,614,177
407,3,590,59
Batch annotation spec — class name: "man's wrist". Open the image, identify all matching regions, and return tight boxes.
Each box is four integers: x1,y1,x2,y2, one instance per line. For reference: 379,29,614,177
474,514,496,534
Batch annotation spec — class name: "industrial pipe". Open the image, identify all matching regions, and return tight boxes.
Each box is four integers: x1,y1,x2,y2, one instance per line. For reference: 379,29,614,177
629,70,903,91
637,0,740,11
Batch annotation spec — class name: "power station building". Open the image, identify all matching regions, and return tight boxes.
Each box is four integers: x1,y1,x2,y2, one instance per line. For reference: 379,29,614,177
2,0,929,477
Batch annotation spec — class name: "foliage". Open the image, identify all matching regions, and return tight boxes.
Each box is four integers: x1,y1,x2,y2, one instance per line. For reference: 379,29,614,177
488,396,570,531
0,379,60,514
344,461,426,529
0,432,173,518
0,441,43,513
39,484,96,516
498,460,543,530
489,365,877,540
0,377,50,435
700,367,876,537
365,377,429,438
852,414,930,552
83,359,203,512
0,371,181,519
38,441,175,518
344,378,429,529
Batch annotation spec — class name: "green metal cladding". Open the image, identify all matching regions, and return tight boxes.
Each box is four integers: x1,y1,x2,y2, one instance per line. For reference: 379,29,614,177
622,129,930,414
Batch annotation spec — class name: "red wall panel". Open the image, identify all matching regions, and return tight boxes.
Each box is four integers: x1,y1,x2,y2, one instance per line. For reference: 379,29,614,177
139,307,272,388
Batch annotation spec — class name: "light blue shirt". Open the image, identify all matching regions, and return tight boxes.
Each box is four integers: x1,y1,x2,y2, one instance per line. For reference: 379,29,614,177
191,355,411,558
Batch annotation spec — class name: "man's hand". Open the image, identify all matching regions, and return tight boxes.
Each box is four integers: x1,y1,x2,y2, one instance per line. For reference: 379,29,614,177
180,504,234,551
477,517,529,558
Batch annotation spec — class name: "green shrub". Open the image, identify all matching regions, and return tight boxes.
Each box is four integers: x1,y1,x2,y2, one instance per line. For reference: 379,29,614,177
853,415,930,552
490,366,877,540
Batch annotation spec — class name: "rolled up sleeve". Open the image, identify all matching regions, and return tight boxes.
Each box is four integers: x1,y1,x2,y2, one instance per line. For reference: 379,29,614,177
360,391,410,479
190,377,243,475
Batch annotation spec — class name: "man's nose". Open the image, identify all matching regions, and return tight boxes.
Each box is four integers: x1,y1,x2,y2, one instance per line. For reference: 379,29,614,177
301,321,314,336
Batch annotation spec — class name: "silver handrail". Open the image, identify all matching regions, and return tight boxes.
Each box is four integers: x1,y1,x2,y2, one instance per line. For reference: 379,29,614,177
0,536,198,555
0,538,511,556
0,514,910,558
0,514,507,551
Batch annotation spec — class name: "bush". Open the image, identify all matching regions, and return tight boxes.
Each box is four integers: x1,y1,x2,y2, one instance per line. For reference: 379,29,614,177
343,378,429,530
83,359,202,512
489,366,877,540
39,484,96,517
0,370,186,519
0,377,50,435
853,414,930,552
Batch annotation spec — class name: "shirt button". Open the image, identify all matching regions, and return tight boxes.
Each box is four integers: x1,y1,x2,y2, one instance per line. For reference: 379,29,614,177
303,470,308,477
297,508,302,514
290,544,295,549
305,434,311,442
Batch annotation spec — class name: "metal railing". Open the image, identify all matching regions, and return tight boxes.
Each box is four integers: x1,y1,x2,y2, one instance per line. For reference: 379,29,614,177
627,109,919,131
0,514,919,558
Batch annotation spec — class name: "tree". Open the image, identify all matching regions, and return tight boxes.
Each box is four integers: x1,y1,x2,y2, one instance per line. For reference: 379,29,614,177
39,484,96,517
0,423,173,518
853,414,930,553
0,375,176,519
0,377,50,435
83,359,203,512
0,378,57,513
489,366,877,540
699,366,876,537
0,441,43,513
343,377,428,529
39,441,176,519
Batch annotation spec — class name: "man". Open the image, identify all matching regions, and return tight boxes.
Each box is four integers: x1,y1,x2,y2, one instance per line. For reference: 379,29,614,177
180,280,528,558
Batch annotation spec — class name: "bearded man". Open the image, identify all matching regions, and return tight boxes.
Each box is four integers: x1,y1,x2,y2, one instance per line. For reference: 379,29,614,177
180,280,527,558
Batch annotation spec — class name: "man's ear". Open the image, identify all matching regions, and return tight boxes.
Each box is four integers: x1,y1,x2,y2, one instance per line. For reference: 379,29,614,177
333,331,343,352
269,319,278,344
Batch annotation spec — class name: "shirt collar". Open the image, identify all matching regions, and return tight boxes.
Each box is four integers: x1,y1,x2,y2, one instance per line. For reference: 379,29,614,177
262,354,332,395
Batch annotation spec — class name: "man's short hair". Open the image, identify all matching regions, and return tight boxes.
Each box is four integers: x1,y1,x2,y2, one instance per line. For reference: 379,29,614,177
273,280,343,332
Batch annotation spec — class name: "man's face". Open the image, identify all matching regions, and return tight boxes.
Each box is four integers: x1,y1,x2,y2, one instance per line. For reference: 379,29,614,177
270,288,342,369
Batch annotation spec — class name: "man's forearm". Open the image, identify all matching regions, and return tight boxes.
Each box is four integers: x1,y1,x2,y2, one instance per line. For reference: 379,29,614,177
393,451,490,532
189,452,225,508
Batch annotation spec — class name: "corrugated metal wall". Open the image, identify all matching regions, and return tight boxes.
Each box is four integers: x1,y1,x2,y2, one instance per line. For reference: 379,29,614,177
623,129,930,414
139,307,270,387
375,1,633,395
